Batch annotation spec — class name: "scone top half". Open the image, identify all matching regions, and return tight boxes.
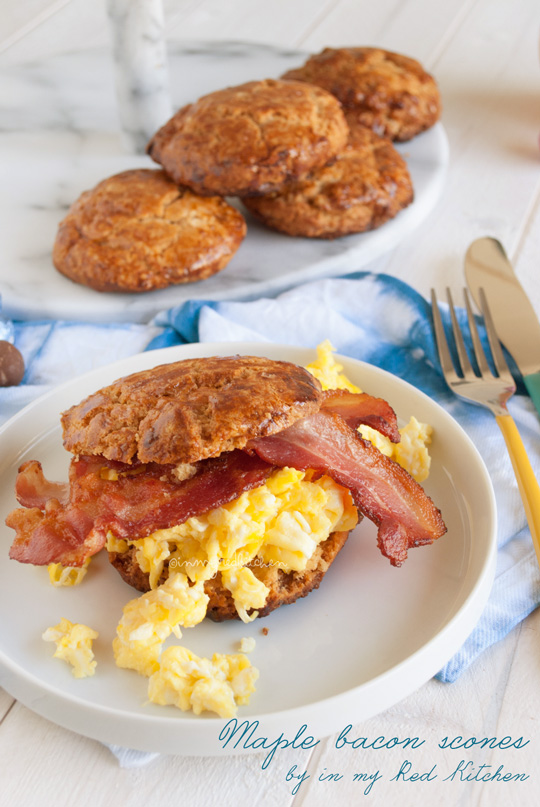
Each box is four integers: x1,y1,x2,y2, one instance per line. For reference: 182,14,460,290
61,355,323,466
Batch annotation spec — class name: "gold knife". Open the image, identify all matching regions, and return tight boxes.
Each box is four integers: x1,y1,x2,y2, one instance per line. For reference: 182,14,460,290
465,237,540,418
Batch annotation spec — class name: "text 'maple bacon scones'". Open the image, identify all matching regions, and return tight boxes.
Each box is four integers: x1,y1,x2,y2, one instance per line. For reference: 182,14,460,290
52,168,246,292
283,47,441,142
6,355,446,623
242,124,414,239
147,78,349,197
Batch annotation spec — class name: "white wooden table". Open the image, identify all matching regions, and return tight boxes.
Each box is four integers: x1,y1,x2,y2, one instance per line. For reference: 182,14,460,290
1,1,540,804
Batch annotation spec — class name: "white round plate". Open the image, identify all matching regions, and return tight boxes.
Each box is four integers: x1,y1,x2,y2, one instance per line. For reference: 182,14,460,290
0,343,496,755
0,42,448,323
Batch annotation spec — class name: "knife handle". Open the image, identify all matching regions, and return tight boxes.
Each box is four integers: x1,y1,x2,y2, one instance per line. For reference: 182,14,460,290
495,413,540,569
524,372,540,420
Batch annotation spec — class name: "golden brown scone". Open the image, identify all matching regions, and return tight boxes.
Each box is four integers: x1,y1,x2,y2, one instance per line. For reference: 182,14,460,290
283,47,441,142
61,355,323,465
52,169,246,292
108,529,352,620
242,124,413,238
147,79,349,197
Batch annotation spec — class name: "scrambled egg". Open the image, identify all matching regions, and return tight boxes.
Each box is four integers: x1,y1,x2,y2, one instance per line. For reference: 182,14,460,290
114,466,357,622
306,340,432,482
148,646,258,719
111,572,260,717
109,466,356,716
113,573,208,676
47,557,91,587
47,341,434,720
239,636,256,653
306,339,361,392
42,618,98,678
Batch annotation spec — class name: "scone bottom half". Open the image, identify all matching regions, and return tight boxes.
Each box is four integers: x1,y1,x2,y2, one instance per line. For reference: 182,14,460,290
109,529,354,622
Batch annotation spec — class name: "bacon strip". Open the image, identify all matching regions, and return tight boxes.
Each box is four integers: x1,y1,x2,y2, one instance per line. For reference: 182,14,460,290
7,451,274,567
248,411,446,566
15,460,69,508
322,389,400,442
6,501,102,567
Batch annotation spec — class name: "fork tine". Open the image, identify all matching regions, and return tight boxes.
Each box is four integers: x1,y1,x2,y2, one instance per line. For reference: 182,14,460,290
430,289,459,381
478,287,515,383
463,288,492,376
446,288,475,378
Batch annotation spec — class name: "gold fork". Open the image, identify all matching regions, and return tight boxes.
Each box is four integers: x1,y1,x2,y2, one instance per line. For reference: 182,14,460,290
431,287,540,568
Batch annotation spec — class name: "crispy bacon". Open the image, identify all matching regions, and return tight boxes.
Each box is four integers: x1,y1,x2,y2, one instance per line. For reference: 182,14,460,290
15,460,69,508
322,389,400,442
6,500,103,567
6,394,445,570
247,410,446,566
7,451,274,567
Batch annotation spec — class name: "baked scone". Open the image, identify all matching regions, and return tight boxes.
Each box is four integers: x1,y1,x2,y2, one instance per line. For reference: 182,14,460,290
283,47,441,142
61,355,324,465
147,78,349,197
242,124,414,238
52,169,246,292
109,528,352,621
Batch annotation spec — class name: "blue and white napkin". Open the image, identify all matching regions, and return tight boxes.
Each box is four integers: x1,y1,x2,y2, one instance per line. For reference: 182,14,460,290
1,271,539,688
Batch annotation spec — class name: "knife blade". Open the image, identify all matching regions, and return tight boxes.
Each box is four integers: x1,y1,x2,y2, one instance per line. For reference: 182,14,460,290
465,236,540,417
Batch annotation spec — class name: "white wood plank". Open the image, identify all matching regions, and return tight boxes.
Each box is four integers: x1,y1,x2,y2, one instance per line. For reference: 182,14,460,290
298,0,476,64
0,0,111,65
290,619,539,806
511,173,540,315
0,700,318,807
0,0,476,63
0,0,338,65
0,0,71,52
0,686,15,721
163,0,340,49
476,608,540,807
372,0,540,308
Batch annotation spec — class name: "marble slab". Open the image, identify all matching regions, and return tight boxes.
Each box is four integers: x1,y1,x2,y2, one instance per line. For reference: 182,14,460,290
0,41,448,323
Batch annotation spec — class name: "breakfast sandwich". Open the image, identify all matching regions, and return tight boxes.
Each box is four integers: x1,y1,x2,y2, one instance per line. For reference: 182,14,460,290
6,354,446,627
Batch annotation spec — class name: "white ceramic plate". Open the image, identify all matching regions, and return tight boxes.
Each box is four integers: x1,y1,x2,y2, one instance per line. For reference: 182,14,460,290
0,343,496,755
0,42,448,323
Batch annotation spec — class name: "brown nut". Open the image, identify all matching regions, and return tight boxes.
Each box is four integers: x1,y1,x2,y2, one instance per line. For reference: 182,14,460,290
0,341,25,387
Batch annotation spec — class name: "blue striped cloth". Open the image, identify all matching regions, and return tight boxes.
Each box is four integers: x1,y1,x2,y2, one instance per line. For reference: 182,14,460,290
1,271,539,683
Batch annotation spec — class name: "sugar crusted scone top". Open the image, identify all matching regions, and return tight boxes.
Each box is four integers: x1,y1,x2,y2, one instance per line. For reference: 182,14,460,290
61,355,323,465
147,79,349,196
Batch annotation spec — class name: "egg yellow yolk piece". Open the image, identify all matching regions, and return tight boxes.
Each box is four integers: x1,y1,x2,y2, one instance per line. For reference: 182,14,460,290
113,573,209,677
42,617,98,678
220,566,270,624
306,339,361,392
47,556,91,587
147,646,259,718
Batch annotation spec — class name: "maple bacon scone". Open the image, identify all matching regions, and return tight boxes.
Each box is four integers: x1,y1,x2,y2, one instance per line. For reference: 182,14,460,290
6,354,446,626
242,124,414,239
52,169,246,292
147,79,349,197
283,47,441,142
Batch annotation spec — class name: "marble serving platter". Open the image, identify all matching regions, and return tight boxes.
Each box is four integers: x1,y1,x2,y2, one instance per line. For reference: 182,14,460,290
0,41,448,324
